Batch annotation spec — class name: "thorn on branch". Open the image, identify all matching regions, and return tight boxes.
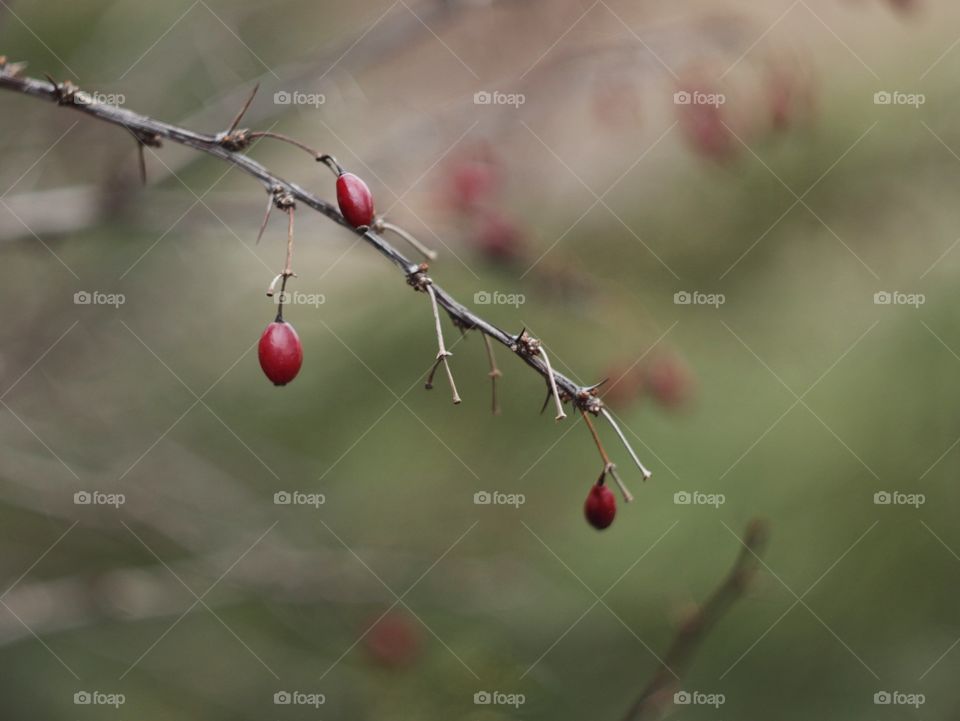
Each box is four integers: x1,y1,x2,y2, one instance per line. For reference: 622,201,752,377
513,330,567,421
131,131,161,186
228,82,259,135
0,57,27,78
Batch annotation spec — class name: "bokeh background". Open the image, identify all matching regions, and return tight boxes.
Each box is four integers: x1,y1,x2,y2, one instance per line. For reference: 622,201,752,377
0,0,958,718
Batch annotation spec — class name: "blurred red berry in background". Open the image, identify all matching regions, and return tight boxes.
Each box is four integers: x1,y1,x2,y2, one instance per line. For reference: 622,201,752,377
472,209,527,264
601,361,646,411
363,610,422,669
645,351,696,410
674,79,736,161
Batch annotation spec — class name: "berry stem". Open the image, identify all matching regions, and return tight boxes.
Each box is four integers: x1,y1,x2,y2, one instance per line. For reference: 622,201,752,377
317,153,345,176
482,333,502,416
268,207,296,322
582,411,633,502
601,408,652,480
539,345,567,421
248,131,323,159
425,283,461,405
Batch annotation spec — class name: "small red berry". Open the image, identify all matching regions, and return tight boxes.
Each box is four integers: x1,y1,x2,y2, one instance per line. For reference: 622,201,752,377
364,610,422,668
646,352,695,410
584,483,617,530
336,172,375,228
258,320,303,386
473,210,525,263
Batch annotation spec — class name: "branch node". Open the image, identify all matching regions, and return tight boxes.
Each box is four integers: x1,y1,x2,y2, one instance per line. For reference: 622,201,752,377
407,263,431,292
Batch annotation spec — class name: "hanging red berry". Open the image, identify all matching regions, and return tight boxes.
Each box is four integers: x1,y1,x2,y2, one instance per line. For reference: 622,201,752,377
318,155,375,228
584,482,617,530
258,320,303,386
336,173,375,227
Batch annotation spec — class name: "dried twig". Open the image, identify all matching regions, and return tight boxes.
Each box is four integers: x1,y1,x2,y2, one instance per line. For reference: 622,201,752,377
622,519,769,721
602,408,652,480
373,218,437,261
0,68,653,478
424,283,461,404
481,333,502,415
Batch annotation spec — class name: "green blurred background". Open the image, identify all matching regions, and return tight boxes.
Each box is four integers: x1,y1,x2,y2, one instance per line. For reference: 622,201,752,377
1,0,959,718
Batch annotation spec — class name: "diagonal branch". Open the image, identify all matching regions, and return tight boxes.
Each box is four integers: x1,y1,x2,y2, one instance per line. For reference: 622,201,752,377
622,519,769,721
0,65,652,479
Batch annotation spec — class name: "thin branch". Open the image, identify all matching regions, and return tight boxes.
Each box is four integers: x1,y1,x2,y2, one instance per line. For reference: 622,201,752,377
375,218,437,261
424,283,461,405
623,519,769,721
481,333,502,415
0,69,647,466
255,189,273,244
601,408,652,480
538,344,567,421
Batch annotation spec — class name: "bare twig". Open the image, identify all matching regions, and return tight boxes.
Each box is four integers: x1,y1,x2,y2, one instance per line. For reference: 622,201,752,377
255,189,274,244
601,408,652,480
538,344,567,421
374,218,437,261
482,333,502,415
623,519,769,721
0,68,653,478
424,283,461,404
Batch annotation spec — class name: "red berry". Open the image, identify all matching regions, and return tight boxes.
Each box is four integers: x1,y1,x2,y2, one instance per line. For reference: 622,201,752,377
473,210,525,263
258,320,303,386
646,352,694,410
364,610,421,668
584,483,617,530
336,172,375,227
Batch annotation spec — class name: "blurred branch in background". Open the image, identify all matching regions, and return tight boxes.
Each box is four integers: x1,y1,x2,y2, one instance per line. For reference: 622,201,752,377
624,519,768,721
